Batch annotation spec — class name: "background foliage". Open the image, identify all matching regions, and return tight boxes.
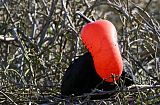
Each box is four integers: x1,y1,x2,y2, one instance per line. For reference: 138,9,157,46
0,0,160,104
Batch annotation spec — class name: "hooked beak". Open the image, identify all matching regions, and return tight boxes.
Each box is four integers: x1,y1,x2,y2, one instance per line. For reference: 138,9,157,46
76,11,93,23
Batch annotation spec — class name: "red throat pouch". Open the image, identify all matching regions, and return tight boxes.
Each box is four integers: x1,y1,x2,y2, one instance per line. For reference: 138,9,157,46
81,20,123,82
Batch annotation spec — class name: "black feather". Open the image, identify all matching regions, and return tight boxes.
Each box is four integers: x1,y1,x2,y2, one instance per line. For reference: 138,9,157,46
61,52,134,99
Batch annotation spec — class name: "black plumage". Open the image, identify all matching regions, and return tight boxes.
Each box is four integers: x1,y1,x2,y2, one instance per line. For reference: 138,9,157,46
61,52,134,99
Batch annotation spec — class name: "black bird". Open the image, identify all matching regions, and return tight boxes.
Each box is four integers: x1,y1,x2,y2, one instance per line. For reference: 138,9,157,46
61,13,134,99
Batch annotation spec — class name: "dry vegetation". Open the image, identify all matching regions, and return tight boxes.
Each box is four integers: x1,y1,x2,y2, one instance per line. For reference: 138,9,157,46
0,0,160,104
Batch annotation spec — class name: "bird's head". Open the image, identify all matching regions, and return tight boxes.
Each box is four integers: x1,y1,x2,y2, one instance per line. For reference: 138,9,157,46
78,12,123,82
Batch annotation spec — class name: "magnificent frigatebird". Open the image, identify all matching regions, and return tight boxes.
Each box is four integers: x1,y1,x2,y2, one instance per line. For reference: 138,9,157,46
61,12,134,99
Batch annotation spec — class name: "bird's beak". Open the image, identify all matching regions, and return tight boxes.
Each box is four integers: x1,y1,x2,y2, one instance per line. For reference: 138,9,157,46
76,11,93,23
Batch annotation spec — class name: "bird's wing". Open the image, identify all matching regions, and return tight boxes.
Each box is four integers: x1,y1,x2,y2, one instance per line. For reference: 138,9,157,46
61,52,101,96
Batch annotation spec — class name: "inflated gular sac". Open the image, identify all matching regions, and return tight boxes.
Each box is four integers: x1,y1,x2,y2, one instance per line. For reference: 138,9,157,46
81,20,123,82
